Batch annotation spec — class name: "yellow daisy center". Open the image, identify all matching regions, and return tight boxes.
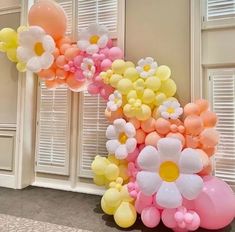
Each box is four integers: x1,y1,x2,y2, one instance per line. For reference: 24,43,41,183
119,132,128,144
159,161,179,182
34,42,45,56
89,35,100,44
143,64,151,72
167,107,175,114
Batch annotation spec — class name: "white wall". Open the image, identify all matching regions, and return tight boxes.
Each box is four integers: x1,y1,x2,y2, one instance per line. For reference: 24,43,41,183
125,0,190,105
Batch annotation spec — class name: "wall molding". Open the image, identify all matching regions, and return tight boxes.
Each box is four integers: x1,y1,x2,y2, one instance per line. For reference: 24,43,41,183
0,6,20,15
0,174,16,188
0,124,17,131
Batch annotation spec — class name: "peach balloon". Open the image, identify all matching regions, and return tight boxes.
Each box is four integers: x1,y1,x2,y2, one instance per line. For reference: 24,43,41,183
56,36,72,47
56,55,67,68
170,124,178,133
45,79,60,89
28,0,67,40
145,132,161,148
178,125,185,134
141,117,156,133
129,118,141,129
105,108,123,122
184,115,203,136
185,135,199,149
155,118,171,135
200,128,219,147
60,43,71,55
38,68,55,80
64,47,80,61
184,103,200,116
66,74,84,91
56,68,68,79
166,132,185,147
200,111,218,128
197,149,210,167
195,99,209,113
202,146,216,157
136,129,146,144
53,48,60,59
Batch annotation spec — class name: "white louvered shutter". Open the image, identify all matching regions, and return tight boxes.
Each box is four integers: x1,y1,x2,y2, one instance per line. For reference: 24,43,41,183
77,0,118,177
208,69,235,190
35,1,73,175
206,0,235,21
35,82,71,175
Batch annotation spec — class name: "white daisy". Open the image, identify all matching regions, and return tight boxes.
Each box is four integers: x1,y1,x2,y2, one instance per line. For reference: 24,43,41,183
159,100,183,120
81,58,96,79
17,26,55,73
107,91,122,111
106,119,137,160
136,57,158,78
136,138,203,209
77,24,109,55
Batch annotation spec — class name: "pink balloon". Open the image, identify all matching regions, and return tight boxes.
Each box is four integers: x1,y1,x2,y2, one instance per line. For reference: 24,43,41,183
87,83,100,95
194,176,235,230
135,192,153,214
141,207,160,228
162,208,177,228
126,147,139,162
28,0,67,40
100,59,112,71
108,47,124,61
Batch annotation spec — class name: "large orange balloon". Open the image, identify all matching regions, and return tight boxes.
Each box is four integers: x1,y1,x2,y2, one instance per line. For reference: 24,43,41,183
28,0,67,40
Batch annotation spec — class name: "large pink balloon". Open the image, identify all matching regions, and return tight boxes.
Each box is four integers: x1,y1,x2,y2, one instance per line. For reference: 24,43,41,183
28,0,67,40
141,207,160,228
194,176,235,230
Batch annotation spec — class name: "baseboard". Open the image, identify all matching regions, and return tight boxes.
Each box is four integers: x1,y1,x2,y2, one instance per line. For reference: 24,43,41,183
0,174,16,188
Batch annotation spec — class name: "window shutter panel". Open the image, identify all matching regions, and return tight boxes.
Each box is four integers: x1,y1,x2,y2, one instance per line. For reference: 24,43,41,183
78,92,109,177
209,69,235,189
207,0,235,21
35,82,71,175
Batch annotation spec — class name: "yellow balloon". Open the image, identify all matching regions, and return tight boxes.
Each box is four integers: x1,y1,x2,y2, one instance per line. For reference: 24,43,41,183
137,104,151,121
154,92,167,106
0,28,17,44
110,74,122,88
103,188,122,208
120,185,133,202
145,76,161,91
93,175,106,186
117,78,133,95
126,90,137,101
7,49,17,62
16,62,26,72
101,197,116,215
125,61,135,69
105,163,119,181
159,79,177,97
17,25,28,33
91,156,109,175
123,104,134,118
124,67,139,82
156,65,171,81
108,154,120,165
118,164,129,181
0,42,7,52
112,59,126,74
142,88,155,104
114,202,137,228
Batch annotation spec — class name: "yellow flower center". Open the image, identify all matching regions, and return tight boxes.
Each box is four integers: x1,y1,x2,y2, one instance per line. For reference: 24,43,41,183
34,42,45,56
87,64,92,70
159,161,179,182
89,35,100,44
143,64,151,72
119,132,128,144
167,107,175,114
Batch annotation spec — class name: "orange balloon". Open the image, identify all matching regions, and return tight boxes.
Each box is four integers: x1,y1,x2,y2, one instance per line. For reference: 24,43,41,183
184,115,203,136
56,55,67,68
200,111,218,127
57,36,72,48
56,68,68,79
200,128,219,147
67,74,86,92
105,108,123,122
185,135,199,148
53,48,60,59
38,68,55,80
141,117,156,133
155,118,171,135
195,99,209,113
184,103,200,116
64,47,80,61
166,132,185,147
136,129,146,144
60,43,71,55
28,0,67,40
45,79,60,89
129,118,141,129
202,146,216,157
145,132,161,148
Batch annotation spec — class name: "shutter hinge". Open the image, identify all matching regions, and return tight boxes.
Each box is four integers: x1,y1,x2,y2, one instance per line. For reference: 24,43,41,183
209,75,211,81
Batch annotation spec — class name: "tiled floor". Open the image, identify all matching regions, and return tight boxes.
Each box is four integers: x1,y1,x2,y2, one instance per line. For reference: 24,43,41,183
0,186,234,232
0,214,90,232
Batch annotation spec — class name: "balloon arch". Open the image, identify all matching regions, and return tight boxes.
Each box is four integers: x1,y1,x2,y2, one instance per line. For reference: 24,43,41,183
0,1,234,231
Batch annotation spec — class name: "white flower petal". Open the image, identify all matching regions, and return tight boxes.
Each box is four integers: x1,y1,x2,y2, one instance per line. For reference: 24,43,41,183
77,40,89,51
29,26,45,39
136,66,143,73
88,23,100,34
156,182,182,208
86,44,99,54
175,107,183,116
137,146,160,171
113,119,126,133
106,125,118,139
97,35,108,48
79,29,90,40
179,148,203,174
157,138,182,162
172,101,180,108
146,57,154,63
17,47,34,62
161,111,170,119
27,56,42,73
141,72,148,78
106,139,120,154
115,144,128,159
176,174,203,200
125,138,137,153
19,31,35,47
108,94,115,101
42,35,55,52
137,171,162,196
40,53,54,70
124,122,136,138
138,59,145,66
148,69,155,76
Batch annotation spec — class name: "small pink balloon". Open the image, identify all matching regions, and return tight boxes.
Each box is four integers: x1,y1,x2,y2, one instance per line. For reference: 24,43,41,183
126,147,139,162
200,128,219,147
99,47,109,57
162,209,178,228
108,47,124,61
141,117,156,133
141,207,161,228
100,85,114,100
87,83,100,95
100,59,112,71
135,192,153,214
145,132,161,148
194,176,235,230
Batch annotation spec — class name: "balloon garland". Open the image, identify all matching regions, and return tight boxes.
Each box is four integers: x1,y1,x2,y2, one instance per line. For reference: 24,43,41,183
1,0,235,231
